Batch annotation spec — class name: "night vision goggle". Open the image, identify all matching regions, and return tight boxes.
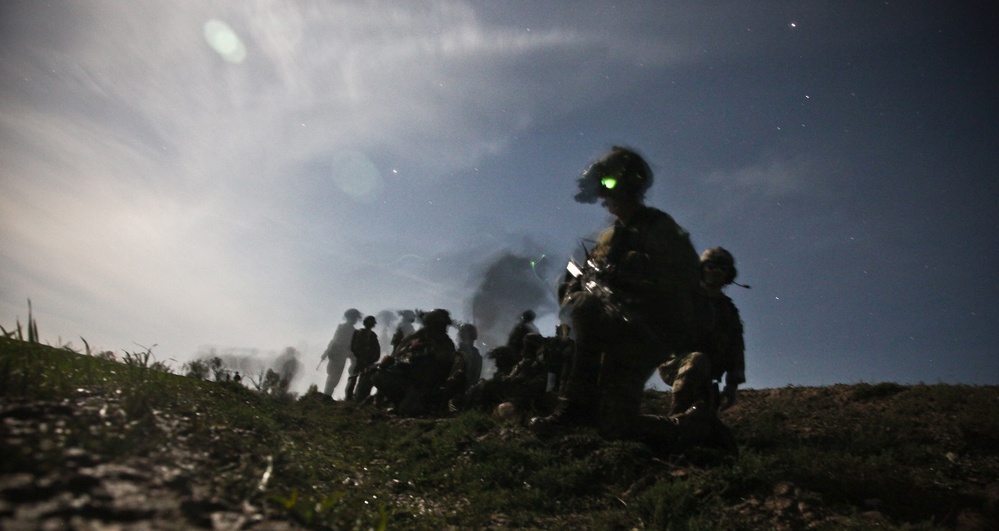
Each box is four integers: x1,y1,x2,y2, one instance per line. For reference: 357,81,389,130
575,163,641,203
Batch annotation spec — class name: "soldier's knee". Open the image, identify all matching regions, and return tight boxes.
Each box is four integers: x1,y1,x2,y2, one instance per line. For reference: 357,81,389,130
569,291,601,312
570,292,607,329
659,363,678,385
679,352,712,380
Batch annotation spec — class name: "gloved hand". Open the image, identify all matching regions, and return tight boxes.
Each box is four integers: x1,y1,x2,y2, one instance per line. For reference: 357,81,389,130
720,384,738,410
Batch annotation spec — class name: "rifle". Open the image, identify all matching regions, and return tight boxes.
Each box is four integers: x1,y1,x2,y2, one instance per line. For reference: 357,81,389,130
563,241,626,322
563,240,674,344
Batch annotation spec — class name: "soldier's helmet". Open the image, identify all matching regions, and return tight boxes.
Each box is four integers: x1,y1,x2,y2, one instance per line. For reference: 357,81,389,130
344,308,362,320
575,146,654,204
420,309,453,330
700,247,738,285
522,332,544,354
398,309,416,322
524,332,545,348
520,309,536,323
363,315,376,327
458,323,478,342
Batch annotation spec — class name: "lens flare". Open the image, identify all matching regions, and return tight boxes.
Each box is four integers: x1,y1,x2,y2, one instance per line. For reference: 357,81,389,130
329,150,384,202
204,19,247,64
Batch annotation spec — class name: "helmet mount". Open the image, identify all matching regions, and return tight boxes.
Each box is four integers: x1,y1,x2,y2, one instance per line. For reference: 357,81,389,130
575,146,653,204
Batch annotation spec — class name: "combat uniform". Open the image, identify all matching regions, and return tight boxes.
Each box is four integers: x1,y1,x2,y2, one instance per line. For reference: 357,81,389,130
460,341,483,388
371,312,456,416
561,205,701,443
466,334,548,414
487,345,520,377
541,326,574,394
321,318,358,396
506,313,539,352
660,277,746,415
346,325,381,401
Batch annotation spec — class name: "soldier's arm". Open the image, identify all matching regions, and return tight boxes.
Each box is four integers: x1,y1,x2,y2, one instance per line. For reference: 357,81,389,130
725,301,746,387
320,338,336,360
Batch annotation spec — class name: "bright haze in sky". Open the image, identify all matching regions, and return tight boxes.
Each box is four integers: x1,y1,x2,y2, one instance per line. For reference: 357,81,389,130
2,1,997,396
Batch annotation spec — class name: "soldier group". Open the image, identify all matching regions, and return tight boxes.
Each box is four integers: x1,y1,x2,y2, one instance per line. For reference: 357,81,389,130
318,146,747,456
316,307,556,418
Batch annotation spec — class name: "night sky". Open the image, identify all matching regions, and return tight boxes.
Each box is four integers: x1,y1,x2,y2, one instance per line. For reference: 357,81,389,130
2,1,997,396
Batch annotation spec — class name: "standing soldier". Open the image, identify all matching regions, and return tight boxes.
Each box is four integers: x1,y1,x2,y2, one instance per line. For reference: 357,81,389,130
458,323,483,388
659,247,746,415
347,315,381,401
319,308,361,398
506,310,539,351
486,310,538,378
391,310,417,354
530,146,705,450
375,309,398,357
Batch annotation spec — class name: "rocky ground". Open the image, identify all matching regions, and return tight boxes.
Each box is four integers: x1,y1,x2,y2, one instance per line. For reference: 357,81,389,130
3,382,998,529
712,385,999,530
1,393,300,530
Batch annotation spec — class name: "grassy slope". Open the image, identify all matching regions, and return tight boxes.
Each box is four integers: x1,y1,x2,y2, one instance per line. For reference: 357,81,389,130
2,337,998,530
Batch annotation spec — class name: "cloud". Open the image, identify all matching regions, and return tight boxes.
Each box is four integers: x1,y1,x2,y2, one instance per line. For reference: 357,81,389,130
0,0,893,366
0,94,297,355
702,157,810,198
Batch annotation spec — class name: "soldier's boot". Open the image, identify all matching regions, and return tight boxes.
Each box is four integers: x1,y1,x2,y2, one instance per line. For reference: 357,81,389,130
625,414,682,453
531,340,602,434
667,353,712,416
673,401,738,455
528,397,596,435
672,401,713,447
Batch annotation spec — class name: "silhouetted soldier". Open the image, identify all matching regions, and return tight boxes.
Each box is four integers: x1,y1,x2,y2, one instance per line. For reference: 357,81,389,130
390,310,417,354
541,323,575,394
371,309,456,416
660,247,746,415
319,308,361,397
441,323,483,412
531,146,709,451
507,309,539,351
486,344,519,378
466,333,548,415
458,323,483,388
347,315,381,401
483,309,538,378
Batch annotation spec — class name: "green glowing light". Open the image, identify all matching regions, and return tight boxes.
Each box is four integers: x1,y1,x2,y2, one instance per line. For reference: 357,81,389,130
601,177,618,189
530,254,547,281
